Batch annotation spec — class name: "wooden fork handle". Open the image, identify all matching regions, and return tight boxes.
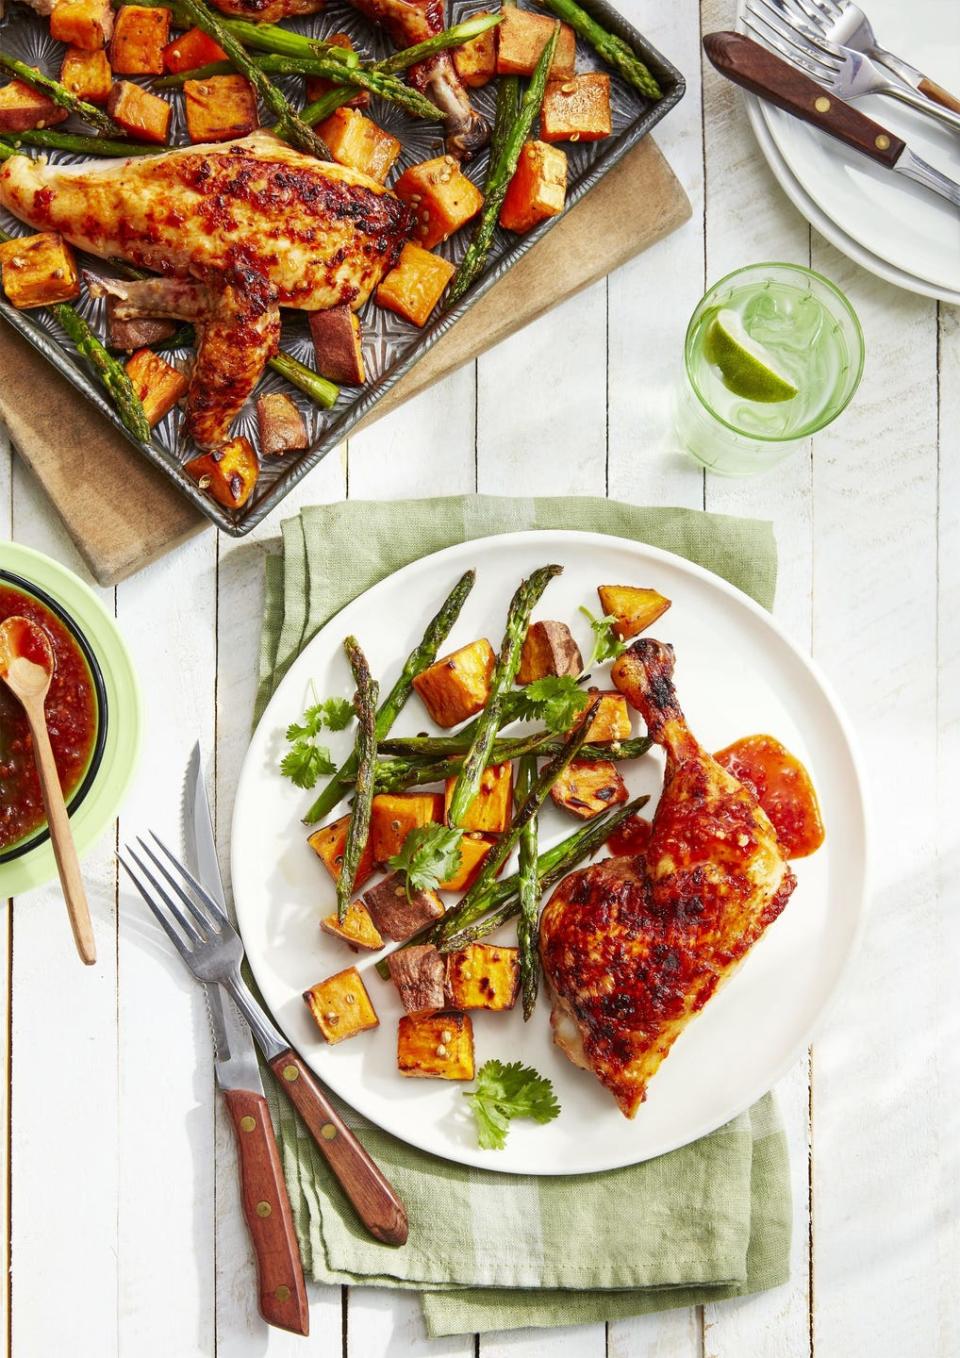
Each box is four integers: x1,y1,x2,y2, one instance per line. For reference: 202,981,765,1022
23,695,96,965
269,1051,408,1247
703,31,906,168
223,1088,309,1335
918,78,960,116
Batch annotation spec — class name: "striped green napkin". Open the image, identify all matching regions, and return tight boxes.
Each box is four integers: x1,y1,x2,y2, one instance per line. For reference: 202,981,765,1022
256,495,790,1337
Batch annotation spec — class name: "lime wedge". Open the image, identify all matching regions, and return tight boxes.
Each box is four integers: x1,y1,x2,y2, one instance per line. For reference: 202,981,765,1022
704,309,799,404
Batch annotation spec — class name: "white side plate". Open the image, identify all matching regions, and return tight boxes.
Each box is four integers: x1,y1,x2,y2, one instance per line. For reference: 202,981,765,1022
232,530,868,1175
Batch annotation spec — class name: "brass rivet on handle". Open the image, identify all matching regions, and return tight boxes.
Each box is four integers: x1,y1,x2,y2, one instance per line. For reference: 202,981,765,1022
282,1064,299,1082
256,1201,272,1218
239,1115,256,1133
320,1122,338,1141
875,133,891,150
814,95,831,113
275,1286,291,1303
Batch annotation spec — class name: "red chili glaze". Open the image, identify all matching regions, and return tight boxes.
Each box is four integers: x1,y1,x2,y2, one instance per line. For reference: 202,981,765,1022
606,814,652,857
0,586,97,852
714,734,825,860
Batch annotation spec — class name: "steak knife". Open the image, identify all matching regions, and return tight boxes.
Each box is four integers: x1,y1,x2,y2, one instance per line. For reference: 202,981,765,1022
703,31,960,213
185,746,309,1337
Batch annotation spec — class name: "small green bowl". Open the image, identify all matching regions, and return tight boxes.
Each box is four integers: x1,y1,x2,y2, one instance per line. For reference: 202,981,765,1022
0,544,141,897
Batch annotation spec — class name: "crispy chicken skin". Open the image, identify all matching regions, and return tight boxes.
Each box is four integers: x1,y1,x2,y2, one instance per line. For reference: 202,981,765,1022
539,639,797,1118
0,133,413,445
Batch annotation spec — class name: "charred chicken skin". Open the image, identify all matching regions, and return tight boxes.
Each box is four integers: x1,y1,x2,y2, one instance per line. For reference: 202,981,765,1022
539,639,797,1118
0,132,413,446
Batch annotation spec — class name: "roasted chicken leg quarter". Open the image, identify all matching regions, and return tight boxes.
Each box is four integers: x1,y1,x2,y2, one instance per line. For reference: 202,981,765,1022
539,639,797,1117
0,133,414,446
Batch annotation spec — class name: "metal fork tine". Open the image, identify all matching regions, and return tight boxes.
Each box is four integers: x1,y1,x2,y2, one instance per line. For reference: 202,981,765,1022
747,0,842,68
135,836,216,936
125,842,205,945
117,849,196,961
743,11,835,81
147,831,231,931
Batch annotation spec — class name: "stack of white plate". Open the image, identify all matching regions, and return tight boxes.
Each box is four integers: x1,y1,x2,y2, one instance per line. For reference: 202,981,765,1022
736,0,960,305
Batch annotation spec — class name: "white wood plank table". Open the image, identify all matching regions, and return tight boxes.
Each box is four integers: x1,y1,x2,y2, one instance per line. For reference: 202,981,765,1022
2,1,957,1353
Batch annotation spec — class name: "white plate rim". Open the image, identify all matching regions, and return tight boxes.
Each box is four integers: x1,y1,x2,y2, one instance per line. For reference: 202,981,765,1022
232,529,871,1175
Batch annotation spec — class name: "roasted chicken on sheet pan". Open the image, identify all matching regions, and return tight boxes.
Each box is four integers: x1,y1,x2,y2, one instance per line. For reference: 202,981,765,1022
0,132,414,445
540,638,797,1117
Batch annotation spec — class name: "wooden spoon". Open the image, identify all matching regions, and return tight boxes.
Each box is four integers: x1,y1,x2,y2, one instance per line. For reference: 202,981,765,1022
0,616,96,965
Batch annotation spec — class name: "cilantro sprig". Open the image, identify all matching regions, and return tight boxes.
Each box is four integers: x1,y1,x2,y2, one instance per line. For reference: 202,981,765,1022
464,1060,561,1150
579,606,629,668
511,675,587,733
280,694,355,790
388,823,463,898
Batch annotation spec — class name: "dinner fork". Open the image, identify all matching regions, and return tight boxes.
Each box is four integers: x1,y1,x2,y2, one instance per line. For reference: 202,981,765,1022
784,0,960,117
743,0,960,135
118,832,409,1247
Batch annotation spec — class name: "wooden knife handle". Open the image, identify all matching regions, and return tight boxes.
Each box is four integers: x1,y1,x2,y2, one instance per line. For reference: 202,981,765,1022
703,30,906,168
918,77,960,116
269,1051,408,1247
223,1088,310,1336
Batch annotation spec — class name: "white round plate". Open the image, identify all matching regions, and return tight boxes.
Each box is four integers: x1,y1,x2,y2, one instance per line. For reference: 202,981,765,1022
745,91,960,306
232,531,868,1175
737,0,960,300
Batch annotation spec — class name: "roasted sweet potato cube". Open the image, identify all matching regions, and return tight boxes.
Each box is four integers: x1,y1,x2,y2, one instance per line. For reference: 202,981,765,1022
256,392,308,457
308,813,377,890
107,81,171,143
439,833,494,891
397,1012,474,1079
59,48,113,105
0,233,79,310
362,871,444,943
376,244,455,328
320,899,384,952
163,25,227,73
517,619,582,683
304,966,378,1043
106,300,176,352
394,157,484,249
123,347,186,425
388,944,446,1015
317,107,400,184
597,585,671,640
445,942,520,1011
308,305,365,385
371,792,444,865
110,3,170,74
443,762,512,834
184,74,258,143
541,72,612,143
184,438,259,509
305,33,368,109
496,7,575,78
500,140,567,233
572,689,632,742
412,638,495,727
453,11,497,86
0,80,69,133
551,758,627,819
50,0,114,51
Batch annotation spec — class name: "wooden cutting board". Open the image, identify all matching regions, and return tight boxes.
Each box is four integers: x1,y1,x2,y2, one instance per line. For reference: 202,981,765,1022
0,135,689,585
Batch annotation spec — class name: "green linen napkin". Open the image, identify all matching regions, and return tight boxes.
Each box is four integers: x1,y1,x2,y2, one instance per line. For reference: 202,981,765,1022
256,495,790,1337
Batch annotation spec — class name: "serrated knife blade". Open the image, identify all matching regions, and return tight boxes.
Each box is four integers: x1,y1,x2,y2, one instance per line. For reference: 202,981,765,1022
184,742,263,1095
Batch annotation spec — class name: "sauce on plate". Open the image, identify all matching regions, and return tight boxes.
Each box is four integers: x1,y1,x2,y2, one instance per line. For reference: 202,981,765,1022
0,585,97,853
714,733,825,859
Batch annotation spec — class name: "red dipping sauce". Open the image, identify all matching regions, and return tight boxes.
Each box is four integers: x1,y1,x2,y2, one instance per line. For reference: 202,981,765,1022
714,733,825,860
0,584,98,853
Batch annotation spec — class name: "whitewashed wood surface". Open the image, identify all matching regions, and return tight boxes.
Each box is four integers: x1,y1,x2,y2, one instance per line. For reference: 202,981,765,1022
2,0,957,1352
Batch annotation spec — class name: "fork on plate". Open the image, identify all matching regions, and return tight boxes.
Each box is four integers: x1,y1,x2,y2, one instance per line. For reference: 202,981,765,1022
743,0,960,135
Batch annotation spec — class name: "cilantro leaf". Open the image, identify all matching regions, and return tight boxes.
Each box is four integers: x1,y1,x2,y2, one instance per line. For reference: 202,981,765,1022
580,605,628,667
464,1060,561,1150
513,674,588,733
280,741,336,790
314,696,354,731
388,823,463,898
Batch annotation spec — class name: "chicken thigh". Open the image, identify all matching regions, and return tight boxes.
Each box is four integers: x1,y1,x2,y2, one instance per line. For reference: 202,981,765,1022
539,639,796,1117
